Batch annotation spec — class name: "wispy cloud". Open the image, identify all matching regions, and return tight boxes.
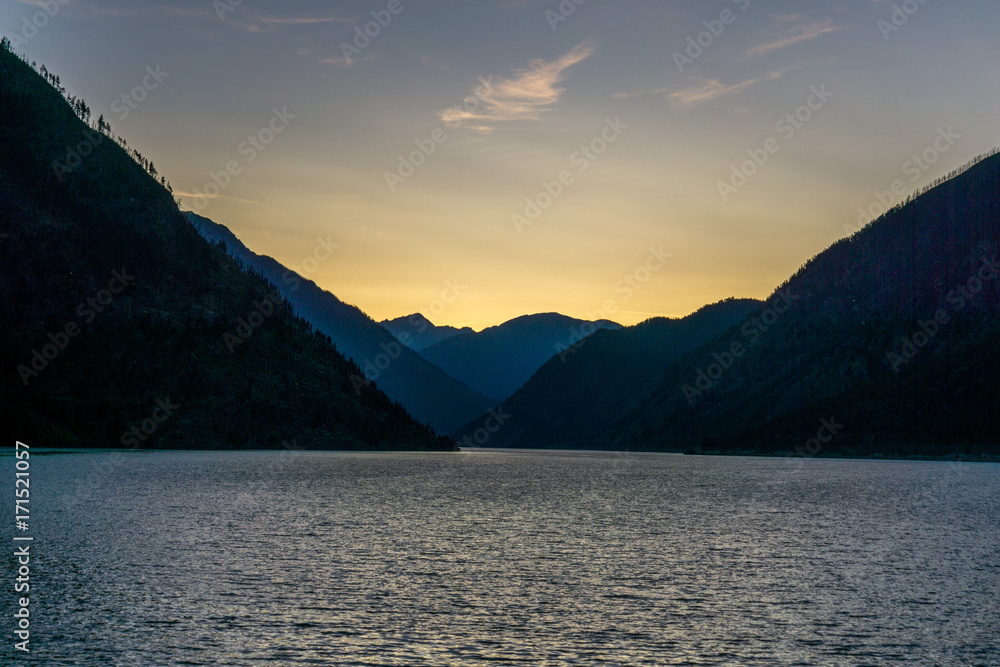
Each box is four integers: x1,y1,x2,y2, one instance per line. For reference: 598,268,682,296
320,54,377,69
259,16,351,26
440,43,594,132
747,19,843,57
175,191,286,215
236,13,352,33
668,66,797,108
28,1,350,32
13,0,210,19
613,87,669,100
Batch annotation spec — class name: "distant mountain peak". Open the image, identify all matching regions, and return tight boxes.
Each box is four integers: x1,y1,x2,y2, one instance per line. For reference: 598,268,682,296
453,297,761,447
381,314,475,352
186,214,495,433
416,313,624,402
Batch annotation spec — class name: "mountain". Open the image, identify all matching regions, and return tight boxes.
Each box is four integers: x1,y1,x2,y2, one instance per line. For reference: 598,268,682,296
187,214,495,434
0,43,451,450
455,299,760,448
381,313,473,351
418,313,622,402
616,149,1000,457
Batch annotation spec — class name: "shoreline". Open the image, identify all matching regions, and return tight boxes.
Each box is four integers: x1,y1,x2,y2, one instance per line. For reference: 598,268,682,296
686,449,1000,463
4,446,998,463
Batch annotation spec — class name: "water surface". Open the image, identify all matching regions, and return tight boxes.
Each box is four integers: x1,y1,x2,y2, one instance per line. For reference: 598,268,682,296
3,450,998,665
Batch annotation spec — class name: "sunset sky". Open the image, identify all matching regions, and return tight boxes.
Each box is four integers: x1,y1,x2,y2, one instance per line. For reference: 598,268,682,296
5,0,999,328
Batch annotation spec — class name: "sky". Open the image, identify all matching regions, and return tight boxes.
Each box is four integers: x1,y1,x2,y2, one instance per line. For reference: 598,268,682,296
4,0,999,329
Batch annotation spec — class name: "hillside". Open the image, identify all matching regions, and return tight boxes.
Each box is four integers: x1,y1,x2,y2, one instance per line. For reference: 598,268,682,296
616,150,1000,457
419,313,622,402
0,43,452,450
188,214,496,434
453,299,760,447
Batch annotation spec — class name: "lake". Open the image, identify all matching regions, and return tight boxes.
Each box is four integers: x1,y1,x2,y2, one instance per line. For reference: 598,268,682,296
3,449,998,665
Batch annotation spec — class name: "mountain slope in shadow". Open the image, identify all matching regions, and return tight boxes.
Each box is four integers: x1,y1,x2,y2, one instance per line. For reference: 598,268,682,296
454,299,760,447
0,44,451,450
188,214,496,434
617,150,1000,457
419,313,622,402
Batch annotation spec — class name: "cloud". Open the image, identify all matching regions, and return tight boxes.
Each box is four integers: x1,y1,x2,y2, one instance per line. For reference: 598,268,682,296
440,43,594,132
747,19,843,57
613,87,669,100
668,67,797,108
175,191,286,215
12,0,202,19
320,54,377,69
259,16,352,26
30,1,350,31
237,13,353,33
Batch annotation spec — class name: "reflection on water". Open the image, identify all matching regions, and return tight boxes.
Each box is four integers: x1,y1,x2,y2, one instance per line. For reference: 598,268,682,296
3,450,998,665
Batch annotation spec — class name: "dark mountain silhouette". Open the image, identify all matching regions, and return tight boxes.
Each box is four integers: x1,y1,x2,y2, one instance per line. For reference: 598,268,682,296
419,313,622,402
187,214,496,435
0,43,452,450
454,299,760,448
381,313,473,351
616,149,1000,457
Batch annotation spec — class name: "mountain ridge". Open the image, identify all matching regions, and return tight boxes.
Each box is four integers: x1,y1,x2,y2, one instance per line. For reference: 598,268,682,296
615,149,1000,456
187,213,497,434
453,298,761,447
418,312,623,402
381,313,474,351
0,42,452,451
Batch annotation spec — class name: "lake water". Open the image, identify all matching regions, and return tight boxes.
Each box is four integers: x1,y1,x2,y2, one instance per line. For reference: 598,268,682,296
3,450,998,665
